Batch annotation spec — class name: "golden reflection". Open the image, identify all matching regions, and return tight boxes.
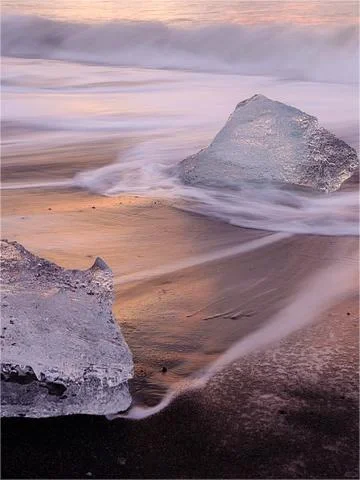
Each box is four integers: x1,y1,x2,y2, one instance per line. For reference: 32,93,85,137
3,0,359,26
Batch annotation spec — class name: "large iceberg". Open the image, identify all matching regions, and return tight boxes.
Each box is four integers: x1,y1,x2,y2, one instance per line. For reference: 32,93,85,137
179,94,358,192
1,240,133,417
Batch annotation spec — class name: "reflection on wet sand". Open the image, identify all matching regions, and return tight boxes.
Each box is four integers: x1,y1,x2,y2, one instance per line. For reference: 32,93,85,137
2,181,358,405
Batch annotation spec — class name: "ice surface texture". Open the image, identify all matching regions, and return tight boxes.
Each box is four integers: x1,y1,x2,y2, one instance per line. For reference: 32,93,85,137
179,94,358,192
1,240,133,417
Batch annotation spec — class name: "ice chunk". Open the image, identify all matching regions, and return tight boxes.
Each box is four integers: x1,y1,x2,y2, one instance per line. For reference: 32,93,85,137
179,94,358,192
1,240,133,417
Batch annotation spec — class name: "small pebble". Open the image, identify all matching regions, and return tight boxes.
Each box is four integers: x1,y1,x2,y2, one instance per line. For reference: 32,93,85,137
86,472,92,477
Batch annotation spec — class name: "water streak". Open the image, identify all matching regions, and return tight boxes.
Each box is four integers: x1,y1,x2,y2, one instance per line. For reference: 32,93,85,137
114,232,291,286
74,138,359,237
110,254,357,420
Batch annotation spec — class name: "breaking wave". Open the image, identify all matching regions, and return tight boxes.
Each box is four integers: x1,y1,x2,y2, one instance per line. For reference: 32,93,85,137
2,14,358,84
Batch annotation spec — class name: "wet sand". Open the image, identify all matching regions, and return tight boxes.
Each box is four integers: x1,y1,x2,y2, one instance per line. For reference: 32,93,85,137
2,296,358,478
1,137,137,183
1,160,359,476
2,186,358,399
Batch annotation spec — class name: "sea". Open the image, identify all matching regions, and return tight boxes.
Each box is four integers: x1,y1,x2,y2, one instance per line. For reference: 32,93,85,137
2,1,359,235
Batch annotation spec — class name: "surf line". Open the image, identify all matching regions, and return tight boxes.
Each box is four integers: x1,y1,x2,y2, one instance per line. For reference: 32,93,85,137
109,250,356,421
114,231,292,286
0,180,73,190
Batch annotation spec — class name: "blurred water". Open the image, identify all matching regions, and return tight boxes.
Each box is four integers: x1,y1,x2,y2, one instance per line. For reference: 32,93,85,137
2,59,358,150
2,0,358,25
1,1,359,237
2,15,358,84
2,58,359,236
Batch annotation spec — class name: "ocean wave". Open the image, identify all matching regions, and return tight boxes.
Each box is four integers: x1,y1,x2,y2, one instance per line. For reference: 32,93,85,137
2,134,358,236
72,137,359,236
2,14,358,84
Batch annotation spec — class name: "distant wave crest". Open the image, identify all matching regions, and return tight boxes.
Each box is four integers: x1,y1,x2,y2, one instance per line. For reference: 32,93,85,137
1,14,358,83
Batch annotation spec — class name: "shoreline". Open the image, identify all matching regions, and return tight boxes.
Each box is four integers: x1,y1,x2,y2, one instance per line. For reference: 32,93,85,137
2,293,358,478
1,131,359,476
1,8,359,476
2,187,358,404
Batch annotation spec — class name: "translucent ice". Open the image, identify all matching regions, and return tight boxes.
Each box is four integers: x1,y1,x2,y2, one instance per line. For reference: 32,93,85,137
1,240,133,417
179,94,358,192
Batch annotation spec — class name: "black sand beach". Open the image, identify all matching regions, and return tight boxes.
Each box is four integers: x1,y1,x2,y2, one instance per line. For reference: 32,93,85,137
1,181,359,478
2,295,358,478
1,3,359,472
